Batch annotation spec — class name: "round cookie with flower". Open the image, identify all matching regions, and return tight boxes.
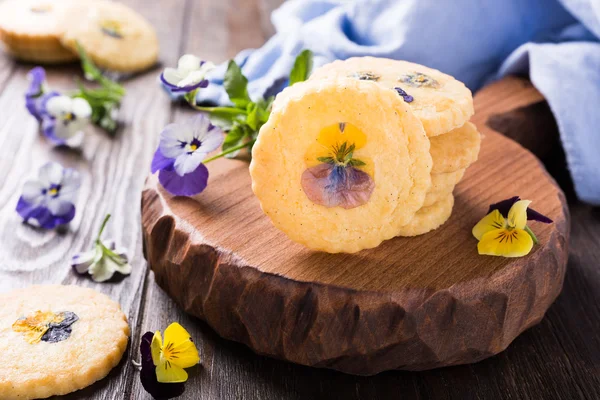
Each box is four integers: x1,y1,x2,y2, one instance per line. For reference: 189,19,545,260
250,77,432,253
0,285,129,400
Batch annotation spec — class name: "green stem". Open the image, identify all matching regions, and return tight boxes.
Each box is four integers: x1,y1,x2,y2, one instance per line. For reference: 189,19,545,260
96,214,112,243
204,140,255,163
524,225,539,245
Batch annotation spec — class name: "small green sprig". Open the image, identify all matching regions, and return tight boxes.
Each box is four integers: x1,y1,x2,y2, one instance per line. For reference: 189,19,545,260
193,49,314,162
317,142,366,167
72,44,126,134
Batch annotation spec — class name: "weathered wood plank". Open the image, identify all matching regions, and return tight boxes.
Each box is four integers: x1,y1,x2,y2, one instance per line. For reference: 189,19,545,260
0,0,188,398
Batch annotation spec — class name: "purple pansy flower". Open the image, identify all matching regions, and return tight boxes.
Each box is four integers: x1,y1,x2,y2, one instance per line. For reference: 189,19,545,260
139,332,186,399
488,196,553,224
394,87,414,103
25,67,60,121
16,162,81,229
301,163,374,209
161,55,214,94
41,95,91,146
151,115,224,196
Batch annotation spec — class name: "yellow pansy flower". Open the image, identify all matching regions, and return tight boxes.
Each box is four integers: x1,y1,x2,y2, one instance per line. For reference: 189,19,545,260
304,122,369,170
151,322,200,383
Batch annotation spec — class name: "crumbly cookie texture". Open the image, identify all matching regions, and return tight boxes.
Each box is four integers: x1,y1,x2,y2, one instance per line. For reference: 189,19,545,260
0,0,78,63
0,285,130,400
250,78,432,253
429,122,481,174
309,57,474,137
396,194,455,237
430,169,465,193
60,0,159,72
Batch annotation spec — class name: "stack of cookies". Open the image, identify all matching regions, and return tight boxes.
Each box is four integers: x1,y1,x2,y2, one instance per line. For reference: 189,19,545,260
309,58,480,237
250,57,480,253
0,0,159,73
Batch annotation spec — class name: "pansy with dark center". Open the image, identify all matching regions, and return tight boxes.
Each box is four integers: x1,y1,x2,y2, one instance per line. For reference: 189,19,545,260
302,122,374,209
473,196,553,257
350,71,380,81
139,332,185,399
151,114,224,196
394,87,414,103
161,55,215,96
16,162,81,229
400,71,440,88
41,95,92,145
12,310,79,344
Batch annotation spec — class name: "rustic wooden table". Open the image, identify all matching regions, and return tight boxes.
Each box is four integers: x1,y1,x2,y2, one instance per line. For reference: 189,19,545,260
0,0,598,399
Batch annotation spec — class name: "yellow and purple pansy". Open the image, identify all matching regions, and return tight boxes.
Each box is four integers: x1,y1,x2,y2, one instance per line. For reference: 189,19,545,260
472,196,553,257
12,310,79,344
301,122,374,209
139,323,200,399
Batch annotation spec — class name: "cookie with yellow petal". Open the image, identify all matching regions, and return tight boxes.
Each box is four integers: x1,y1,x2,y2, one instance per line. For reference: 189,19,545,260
250,78,432,253
0,285,129,400
430,122,481,174
396,194,455,237
431,169,465,193
60,0,159,72
309,57,474,137
0,0,78,63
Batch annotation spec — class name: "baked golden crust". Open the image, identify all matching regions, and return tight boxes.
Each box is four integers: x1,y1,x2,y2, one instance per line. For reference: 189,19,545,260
0,0,77,63
396,194,455,237
310,57,474,137
0,285,129,400
250,78,432,253
60,0,159,72
430,122,481,174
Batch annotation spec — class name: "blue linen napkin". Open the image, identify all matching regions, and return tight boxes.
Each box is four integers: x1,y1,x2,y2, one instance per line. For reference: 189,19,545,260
197,0,600,205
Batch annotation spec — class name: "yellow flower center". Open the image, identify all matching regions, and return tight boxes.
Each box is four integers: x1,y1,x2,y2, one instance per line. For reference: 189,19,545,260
189,144,198,152
12,311,64,344
48,188,58,196
63,112,75,122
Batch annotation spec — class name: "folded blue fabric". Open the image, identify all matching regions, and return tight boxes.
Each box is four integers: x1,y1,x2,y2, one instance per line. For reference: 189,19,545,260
197,0,600,205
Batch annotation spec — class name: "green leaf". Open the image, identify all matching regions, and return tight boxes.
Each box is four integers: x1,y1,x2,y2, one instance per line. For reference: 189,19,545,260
224,60,251,108
348,159,366,167
289,49,314,86
196,106,247,131
76,42,125,97
317,156,334,164
222,124,251,159
246,103,259,131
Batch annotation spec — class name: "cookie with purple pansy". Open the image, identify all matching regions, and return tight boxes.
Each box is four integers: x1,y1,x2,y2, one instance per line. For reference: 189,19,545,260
250,77,432,253
309,57,474,137
151,114,224,197
16,161,80,229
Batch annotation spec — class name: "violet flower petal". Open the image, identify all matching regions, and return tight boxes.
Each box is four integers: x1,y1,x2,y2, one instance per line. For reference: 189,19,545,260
158,163,209,196
16,198,75,229
160,73,209,93
301,164,374,209
488,196,553,223
140,331,185,400
151,149,175,174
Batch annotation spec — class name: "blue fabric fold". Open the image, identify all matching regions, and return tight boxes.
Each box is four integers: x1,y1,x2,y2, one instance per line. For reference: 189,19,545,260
197,0,600,205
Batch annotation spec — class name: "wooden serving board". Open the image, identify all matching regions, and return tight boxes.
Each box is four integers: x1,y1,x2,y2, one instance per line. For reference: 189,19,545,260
141,77,569,375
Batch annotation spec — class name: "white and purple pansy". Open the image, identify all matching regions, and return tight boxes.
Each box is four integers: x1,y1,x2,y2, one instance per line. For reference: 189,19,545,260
25,67,59,121
161,54,215,94
41,95,92,145
16,162,81,229
151,114,224,196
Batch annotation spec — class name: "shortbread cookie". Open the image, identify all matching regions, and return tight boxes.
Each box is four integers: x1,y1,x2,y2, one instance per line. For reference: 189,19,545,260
430,122,481,174
251,78,432,253
424,187,455,207
0,0,77,63
431,169,465,193
310,57,474,137
60,0,159,72
396,194,454,237
0,285,130,400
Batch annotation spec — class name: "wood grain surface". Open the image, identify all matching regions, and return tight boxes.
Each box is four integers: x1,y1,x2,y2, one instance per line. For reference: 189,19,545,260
0,0,598,399
141,76,569,374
